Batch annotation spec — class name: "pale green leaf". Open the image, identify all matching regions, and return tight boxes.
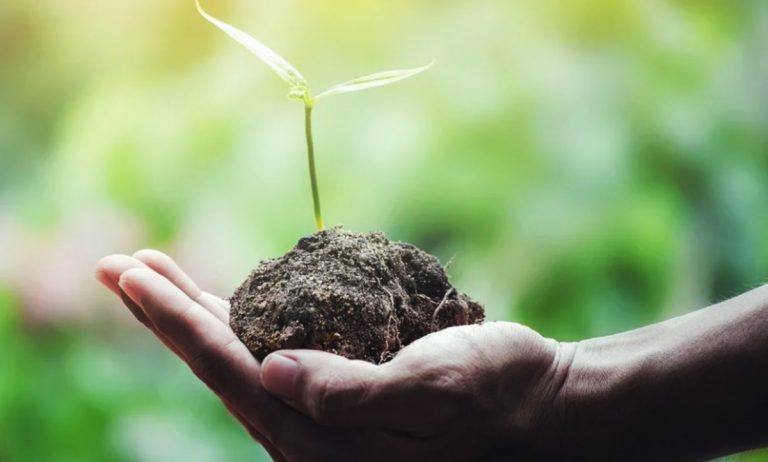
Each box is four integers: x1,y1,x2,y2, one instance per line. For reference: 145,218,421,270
315,62,433,100
195,0,306,88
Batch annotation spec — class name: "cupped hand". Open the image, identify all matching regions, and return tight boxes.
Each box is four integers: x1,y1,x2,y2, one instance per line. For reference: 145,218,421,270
260,321,572,461
96,250,573,461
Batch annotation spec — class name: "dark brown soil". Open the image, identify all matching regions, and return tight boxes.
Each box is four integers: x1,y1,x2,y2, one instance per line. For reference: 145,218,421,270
229,227,485,364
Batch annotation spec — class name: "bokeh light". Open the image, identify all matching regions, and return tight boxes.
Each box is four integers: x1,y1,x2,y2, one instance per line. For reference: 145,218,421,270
1,0,767,460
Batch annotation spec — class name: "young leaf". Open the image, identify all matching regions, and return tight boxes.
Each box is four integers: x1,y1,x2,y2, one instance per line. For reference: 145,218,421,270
315,62,433,100
195,0,307,88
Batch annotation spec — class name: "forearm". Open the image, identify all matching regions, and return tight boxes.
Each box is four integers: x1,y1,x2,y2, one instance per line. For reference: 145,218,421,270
556,284,768,461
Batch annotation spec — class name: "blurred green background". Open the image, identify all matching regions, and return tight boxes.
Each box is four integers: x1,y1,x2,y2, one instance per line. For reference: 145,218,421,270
1,0,767,460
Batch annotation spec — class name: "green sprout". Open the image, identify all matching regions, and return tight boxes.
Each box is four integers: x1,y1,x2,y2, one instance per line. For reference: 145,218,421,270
196,0,432,231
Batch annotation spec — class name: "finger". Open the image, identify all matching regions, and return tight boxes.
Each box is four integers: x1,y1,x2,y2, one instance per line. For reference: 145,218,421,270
96,254,149,297
96,254,196,361
221,400,286,462
132,249,230,322
117,268,345,457
98,259,276,452
96,255,154,327
261,349,455,430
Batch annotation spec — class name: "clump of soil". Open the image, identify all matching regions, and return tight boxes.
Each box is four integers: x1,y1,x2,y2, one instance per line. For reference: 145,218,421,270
229,227,484,364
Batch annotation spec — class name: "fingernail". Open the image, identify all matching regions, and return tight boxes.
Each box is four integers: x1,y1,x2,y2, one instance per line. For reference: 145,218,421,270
262,353,299,399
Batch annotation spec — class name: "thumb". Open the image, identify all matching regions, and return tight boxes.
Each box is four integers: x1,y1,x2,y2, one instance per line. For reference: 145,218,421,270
261,350,402,427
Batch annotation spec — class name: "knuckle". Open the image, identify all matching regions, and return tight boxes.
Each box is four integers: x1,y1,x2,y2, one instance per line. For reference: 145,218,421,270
418,366,478,419
188,342,235,394
190,349,221,380
414,360,466,391
309,373,350,424
431,366,471,399
309,376,337,423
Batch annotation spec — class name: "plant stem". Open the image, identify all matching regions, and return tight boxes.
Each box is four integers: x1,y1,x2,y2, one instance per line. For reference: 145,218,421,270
304,105,324,231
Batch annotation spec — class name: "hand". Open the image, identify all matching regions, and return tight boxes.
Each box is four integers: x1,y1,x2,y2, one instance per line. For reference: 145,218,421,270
259,322,571,461
96,251,347,462
96,250,573,461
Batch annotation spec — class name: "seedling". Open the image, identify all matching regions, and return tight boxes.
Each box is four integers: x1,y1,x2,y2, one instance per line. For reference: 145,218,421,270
196,0,432,230
194,1,485,364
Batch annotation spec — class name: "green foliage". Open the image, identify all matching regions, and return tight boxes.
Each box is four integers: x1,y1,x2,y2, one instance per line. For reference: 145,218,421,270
0,0,767,460
196,0,431,230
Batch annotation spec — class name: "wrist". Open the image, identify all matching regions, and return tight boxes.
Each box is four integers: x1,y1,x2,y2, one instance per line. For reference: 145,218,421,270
550,333,662,461
488,338,582,460
552,285,768,460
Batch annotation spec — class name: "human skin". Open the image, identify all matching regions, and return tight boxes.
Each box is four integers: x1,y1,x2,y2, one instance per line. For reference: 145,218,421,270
96,250,768,461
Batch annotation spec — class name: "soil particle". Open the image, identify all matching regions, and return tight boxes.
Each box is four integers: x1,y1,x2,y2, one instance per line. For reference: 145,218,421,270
230,227,484,364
